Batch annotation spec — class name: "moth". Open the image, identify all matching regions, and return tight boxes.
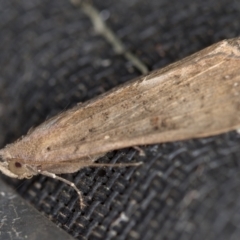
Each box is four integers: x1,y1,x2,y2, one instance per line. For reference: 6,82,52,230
0,37,240,207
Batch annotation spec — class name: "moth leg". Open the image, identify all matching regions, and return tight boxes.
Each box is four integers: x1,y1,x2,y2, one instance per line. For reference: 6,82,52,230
39,170,85,209
133,146,146,156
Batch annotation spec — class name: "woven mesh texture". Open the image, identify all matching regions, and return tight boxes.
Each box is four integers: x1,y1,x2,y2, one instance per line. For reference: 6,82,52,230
0,0,240,239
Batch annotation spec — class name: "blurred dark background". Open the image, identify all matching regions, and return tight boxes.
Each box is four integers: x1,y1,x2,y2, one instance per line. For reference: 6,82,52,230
0,0,240,239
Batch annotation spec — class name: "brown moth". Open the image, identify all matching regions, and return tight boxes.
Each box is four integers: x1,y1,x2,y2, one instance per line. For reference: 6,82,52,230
0,37,240,207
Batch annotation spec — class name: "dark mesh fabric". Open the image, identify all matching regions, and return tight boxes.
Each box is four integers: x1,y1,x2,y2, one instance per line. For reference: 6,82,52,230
0,0,240,239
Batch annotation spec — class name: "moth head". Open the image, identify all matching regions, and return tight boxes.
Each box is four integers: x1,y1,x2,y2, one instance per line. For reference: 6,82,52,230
0,156,36,179
7,159,36,179
0,149,38,179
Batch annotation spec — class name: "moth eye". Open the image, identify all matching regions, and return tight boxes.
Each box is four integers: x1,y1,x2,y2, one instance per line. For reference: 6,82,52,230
46,146,51,151
15,162,22,168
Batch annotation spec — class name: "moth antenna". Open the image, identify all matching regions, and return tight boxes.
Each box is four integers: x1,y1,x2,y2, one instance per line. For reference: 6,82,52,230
39,170,85,209
38,162,141,208
80,162,143,168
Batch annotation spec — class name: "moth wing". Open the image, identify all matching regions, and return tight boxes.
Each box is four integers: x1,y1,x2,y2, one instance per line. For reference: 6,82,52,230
2,38,240,163
40,38,240,162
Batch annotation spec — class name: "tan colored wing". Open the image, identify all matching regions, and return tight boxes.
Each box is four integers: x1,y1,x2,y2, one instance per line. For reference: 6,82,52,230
2,38,240,163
